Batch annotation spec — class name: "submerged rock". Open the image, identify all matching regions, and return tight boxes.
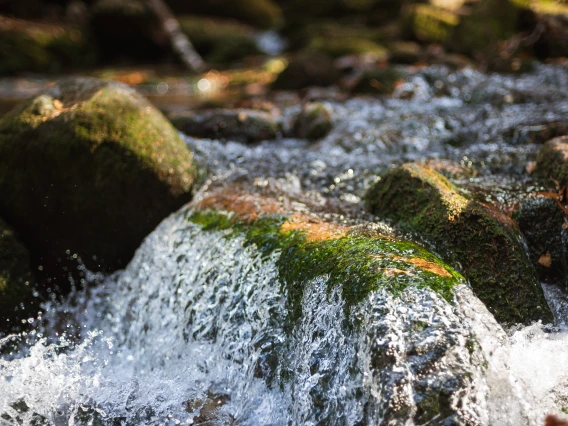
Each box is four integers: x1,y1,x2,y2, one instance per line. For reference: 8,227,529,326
534,136,568,186
0,218,36,327
171,108,282,143
365,162,552,325
0,77,197,273
516,194,568,288
292,102,333,140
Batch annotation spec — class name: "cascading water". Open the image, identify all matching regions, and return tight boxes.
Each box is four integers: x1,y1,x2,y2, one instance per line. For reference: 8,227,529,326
3,63,568,425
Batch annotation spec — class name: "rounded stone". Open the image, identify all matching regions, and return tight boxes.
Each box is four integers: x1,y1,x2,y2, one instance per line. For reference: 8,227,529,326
0,77,198,273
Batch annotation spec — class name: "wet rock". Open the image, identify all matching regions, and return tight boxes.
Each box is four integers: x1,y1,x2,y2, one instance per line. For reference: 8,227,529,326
178,16,262,64
186,188,534,424
515,194,568,288
365,162,552,325
171,108,282,143
534,136,568,186
0,77,197,274
0,15,95,75
292,102,333,140
351,67,403,95
271,51,341,91
185,391,234,425
0,218,36,326
505,121,568,145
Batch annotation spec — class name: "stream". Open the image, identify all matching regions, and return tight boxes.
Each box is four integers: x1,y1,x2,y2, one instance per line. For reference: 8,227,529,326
2,63,568,425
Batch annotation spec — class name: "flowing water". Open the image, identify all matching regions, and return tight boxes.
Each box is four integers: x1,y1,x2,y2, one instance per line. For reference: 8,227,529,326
3,63,568,425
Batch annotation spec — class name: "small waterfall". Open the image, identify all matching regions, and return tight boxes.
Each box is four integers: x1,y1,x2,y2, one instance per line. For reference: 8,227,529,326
2,204,563,425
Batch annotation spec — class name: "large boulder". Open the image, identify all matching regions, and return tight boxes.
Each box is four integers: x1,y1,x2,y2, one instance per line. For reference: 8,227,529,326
365,162,552,325
0,217,36,327
0,77,198,274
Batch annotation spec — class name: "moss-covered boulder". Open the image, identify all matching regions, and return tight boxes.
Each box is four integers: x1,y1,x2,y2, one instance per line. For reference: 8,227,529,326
190,187,466,322
351,67,403,95
292,102,333,140
0,218,36,326
366,163,552,324
534,136,568,185
0,15,95,75
272,51,340,91
178,16,262,64
171,108,282,143
0,77,197,273
515,194,568,287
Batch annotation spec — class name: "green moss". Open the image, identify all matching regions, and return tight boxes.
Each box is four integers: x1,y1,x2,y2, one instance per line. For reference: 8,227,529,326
0,78,198,274
365,163,553,325
189,209,464,321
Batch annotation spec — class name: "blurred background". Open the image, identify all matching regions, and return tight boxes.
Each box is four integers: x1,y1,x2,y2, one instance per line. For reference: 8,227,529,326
0,0,566,115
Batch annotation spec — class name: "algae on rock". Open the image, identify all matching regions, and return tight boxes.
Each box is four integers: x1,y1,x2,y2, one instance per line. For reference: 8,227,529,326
0,77,198,274
365,162,552,325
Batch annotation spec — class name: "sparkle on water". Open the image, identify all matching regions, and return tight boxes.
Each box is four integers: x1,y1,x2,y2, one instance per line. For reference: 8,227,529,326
3,63,568,425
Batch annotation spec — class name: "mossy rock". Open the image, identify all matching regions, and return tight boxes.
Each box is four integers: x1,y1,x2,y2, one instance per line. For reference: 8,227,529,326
401,3,459,44
171,108,282,143
365,162,552,325
308,36,389,60
292,102,333,140
0,15,95,75
0,77,197,275
189,208,465,321
0,217,36,326
178,16,262,64
515,194,568,287
351,67,403,95
402,0,523,56
534,136,568,185
167,0,283,29
272,51,341,91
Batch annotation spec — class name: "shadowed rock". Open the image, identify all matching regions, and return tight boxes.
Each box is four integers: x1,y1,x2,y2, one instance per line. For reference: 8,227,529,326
0,77,198,276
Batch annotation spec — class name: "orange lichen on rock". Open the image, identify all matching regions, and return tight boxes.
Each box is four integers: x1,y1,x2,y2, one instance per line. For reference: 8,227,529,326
280,214,348,242
196,188,283,222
